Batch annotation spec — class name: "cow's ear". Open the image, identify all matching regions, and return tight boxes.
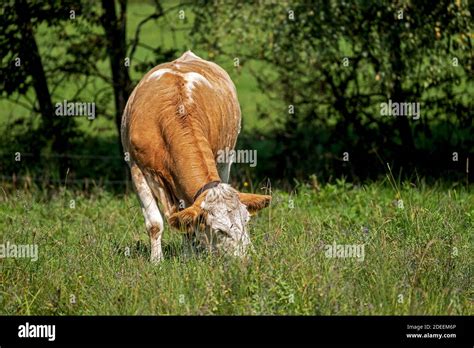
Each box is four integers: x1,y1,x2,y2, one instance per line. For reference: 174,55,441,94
238,193,272,214
169,205,205,232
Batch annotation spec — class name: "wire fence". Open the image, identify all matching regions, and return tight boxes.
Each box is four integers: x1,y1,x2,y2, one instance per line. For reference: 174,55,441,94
0,152,124,160
0,175,130,185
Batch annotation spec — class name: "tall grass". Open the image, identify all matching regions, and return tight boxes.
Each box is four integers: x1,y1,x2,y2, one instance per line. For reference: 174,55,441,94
0,180,471,315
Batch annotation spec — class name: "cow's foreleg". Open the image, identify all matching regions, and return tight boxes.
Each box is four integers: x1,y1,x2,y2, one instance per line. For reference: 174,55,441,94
131,164,164,263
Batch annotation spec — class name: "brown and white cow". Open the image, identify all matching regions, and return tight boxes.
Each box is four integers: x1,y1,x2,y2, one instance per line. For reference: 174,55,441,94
121,51,271,262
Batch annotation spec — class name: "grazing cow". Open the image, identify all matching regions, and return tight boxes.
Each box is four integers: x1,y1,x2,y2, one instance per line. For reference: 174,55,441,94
121,51,271,262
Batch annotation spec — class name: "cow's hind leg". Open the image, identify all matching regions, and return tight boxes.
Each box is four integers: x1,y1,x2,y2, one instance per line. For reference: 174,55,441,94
131,164,164,263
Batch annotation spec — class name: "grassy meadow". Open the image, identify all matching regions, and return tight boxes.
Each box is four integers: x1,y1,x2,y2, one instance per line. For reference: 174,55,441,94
0,179,472,315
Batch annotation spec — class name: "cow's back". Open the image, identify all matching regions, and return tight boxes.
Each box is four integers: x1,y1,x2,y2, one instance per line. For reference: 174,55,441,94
121,51,241,204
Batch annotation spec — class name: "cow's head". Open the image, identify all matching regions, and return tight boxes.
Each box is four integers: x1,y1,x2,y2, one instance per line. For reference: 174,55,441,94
169,183,271,257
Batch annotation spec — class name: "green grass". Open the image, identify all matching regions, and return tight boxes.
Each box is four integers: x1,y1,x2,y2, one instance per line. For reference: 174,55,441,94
0,180,472,315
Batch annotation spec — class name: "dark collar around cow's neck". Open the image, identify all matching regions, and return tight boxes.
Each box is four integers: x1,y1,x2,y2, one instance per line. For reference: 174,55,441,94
193,180,221,202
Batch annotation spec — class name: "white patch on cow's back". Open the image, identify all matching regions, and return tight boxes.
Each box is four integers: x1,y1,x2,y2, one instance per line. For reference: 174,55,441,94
143,55,212,101
183,72,211,96
147,68,175,81
146,68,210,95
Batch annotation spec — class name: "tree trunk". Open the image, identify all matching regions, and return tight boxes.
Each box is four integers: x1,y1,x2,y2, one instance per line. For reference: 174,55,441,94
101,0,132,156
15,0,71,176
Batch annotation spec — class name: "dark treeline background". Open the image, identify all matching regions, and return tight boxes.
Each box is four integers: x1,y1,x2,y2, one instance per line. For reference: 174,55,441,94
0,0,472,191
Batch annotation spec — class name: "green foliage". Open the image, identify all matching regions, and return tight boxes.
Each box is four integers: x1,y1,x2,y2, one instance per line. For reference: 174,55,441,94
0,1,472,185
193,0,473,181
0,0,188,181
